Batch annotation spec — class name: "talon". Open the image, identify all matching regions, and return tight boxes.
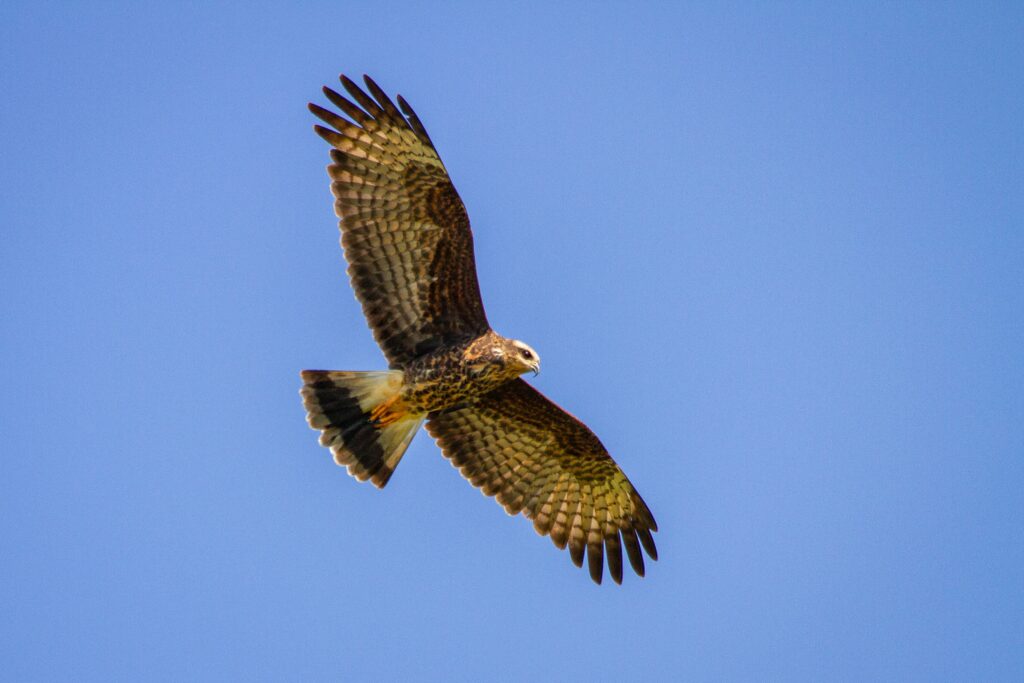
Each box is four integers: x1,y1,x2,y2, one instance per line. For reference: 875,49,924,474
369,398,405,427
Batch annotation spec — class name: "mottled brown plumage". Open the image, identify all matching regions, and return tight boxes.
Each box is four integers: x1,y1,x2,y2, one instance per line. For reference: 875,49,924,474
301,75,657,584
310,75,488,366
426,379,659,584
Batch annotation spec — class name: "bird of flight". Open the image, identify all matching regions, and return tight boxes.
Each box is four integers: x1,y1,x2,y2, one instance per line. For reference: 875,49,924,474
301,75,657,584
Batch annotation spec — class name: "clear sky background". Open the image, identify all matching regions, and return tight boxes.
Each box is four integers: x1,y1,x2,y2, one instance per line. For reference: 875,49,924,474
2,2,1022,680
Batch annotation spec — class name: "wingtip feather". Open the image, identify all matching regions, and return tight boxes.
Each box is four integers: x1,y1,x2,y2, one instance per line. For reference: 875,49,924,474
637,527,658,562
587,542,604,584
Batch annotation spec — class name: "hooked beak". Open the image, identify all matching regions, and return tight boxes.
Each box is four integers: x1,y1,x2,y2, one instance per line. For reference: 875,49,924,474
530,361,540,377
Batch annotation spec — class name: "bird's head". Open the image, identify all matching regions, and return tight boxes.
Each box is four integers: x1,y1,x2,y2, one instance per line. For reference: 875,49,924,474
507,339,541,377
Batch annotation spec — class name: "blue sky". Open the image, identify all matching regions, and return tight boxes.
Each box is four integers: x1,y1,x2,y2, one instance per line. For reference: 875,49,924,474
2,2,1022,680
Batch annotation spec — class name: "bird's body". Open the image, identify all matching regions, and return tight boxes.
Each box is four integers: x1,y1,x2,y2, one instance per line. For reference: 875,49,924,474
401,331,540,412
301,75,658,584
312,331,536,425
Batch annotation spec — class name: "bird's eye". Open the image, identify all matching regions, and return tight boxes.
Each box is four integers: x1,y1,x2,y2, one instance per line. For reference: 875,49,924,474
522,349,533,360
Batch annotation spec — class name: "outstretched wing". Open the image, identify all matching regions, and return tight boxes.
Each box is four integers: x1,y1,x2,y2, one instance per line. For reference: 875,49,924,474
309,75,490,367
425,379,658,584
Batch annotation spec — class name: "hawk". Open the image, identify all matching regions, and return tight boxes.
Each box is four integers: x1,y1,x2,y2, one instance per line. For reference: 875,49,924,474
301,75,658,584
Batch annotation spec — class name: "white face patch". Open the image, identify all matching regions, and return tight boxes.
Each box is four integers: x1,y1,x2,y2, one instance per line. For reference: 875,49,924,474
511,340,540,365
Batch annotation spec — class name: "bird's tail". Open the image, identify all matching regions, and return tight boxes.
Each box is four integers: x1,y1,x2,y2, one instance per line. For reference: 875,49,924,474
300,369,423,488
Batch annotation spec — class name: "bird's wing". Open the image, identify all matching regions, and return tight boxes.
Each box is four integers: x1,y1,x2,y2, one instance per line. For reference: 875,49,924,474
310,75,490,367
425,379,658,584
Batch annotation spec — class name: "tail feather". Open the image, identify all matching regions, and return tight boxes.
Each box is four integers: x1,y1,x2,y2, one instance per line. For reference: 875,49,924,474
300,370,423,488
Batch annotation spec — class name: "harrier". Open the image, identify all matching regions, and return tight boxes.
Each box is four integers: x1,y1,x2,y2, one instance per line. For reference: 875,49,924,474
301,75,658,584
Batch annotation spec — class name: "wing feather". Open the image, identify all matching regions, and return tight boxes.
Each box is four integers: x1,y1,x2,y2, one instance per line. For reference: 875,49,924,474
622,527,646,577
310,75,489,367
341,74,388,120
323,86,375,127
605,529,624,585
397,94,436,148
426,379,658,584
